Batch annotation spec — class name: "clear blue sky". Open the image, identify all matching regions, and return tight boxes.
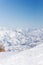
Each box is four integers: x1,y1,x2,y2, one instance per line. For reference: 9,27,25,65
0,0,43,28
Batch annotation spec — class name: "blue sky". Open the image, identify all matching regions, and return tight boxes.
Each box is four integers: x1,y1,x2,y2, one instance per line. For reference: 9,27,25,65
0,0,43,28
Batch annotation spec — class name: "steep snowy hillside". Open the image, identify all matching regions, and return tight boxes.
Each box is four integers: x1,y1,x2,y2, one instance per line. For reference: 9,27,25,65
0,28,43,52
0,43,43,65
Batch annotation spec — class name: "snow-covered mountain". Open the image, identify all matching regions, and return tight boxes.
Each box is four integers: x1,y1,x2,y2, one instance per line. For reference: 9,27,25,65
0,42,43,65
0,28,43,52
0,28,43,65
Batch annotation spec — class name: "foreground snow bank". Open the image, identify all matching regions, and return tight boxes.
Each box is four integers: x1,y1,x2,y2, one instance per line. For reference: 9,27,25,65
0,43,43,65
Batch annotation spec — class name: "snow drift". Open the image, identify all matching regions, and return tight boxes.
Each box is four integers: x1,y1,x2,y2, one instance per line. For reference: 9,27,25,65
0,43,43,65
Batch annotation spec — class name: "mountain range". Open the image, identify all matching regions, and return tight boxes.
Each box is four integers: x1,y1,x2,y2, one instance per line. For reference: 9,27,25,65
0,28,43,52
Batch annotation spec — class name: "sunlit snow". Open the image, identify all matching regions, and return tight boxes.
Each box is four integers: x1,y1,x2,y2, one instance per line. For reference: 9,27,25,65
0,28,43,65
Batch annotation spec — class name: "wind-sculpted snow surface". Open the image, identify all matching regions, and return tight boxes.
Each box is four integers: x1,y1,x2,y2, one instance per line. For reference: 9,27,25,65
0,43,43,65
0,28,43,52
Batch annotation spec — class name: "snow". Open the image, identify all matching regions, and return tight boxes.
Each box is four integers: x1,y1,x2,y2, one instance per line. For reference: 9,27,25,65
0,28,43,65
0,43,43,65
0,28,43,52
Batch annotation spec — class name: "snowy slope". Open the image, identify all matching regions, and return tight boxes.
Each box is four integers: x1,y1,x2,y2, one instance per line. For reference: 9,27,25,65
0,28,43,52
0,43,43,65
0,28,43,65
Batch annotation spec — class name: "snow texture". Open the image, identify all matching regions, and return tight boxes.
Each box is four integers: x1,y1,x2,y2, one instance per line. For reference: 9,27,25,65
0,28,43,52
0,28,43,65
0,43,43,65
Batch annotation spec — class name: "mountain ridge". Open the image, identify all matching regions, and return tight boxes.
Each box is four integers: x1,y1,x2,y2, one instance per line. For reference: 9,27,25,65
0,28,43,52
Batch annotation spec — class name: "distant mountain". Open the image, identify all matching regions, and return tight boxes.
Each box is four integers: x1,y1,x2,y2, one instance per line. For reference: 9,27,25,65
0,28,43,52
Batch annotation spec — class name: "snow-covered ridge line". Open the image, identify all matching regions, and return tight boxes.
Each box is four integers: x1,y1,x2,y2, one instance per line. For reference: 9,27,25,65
0,43,43,65
0,28,43,52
